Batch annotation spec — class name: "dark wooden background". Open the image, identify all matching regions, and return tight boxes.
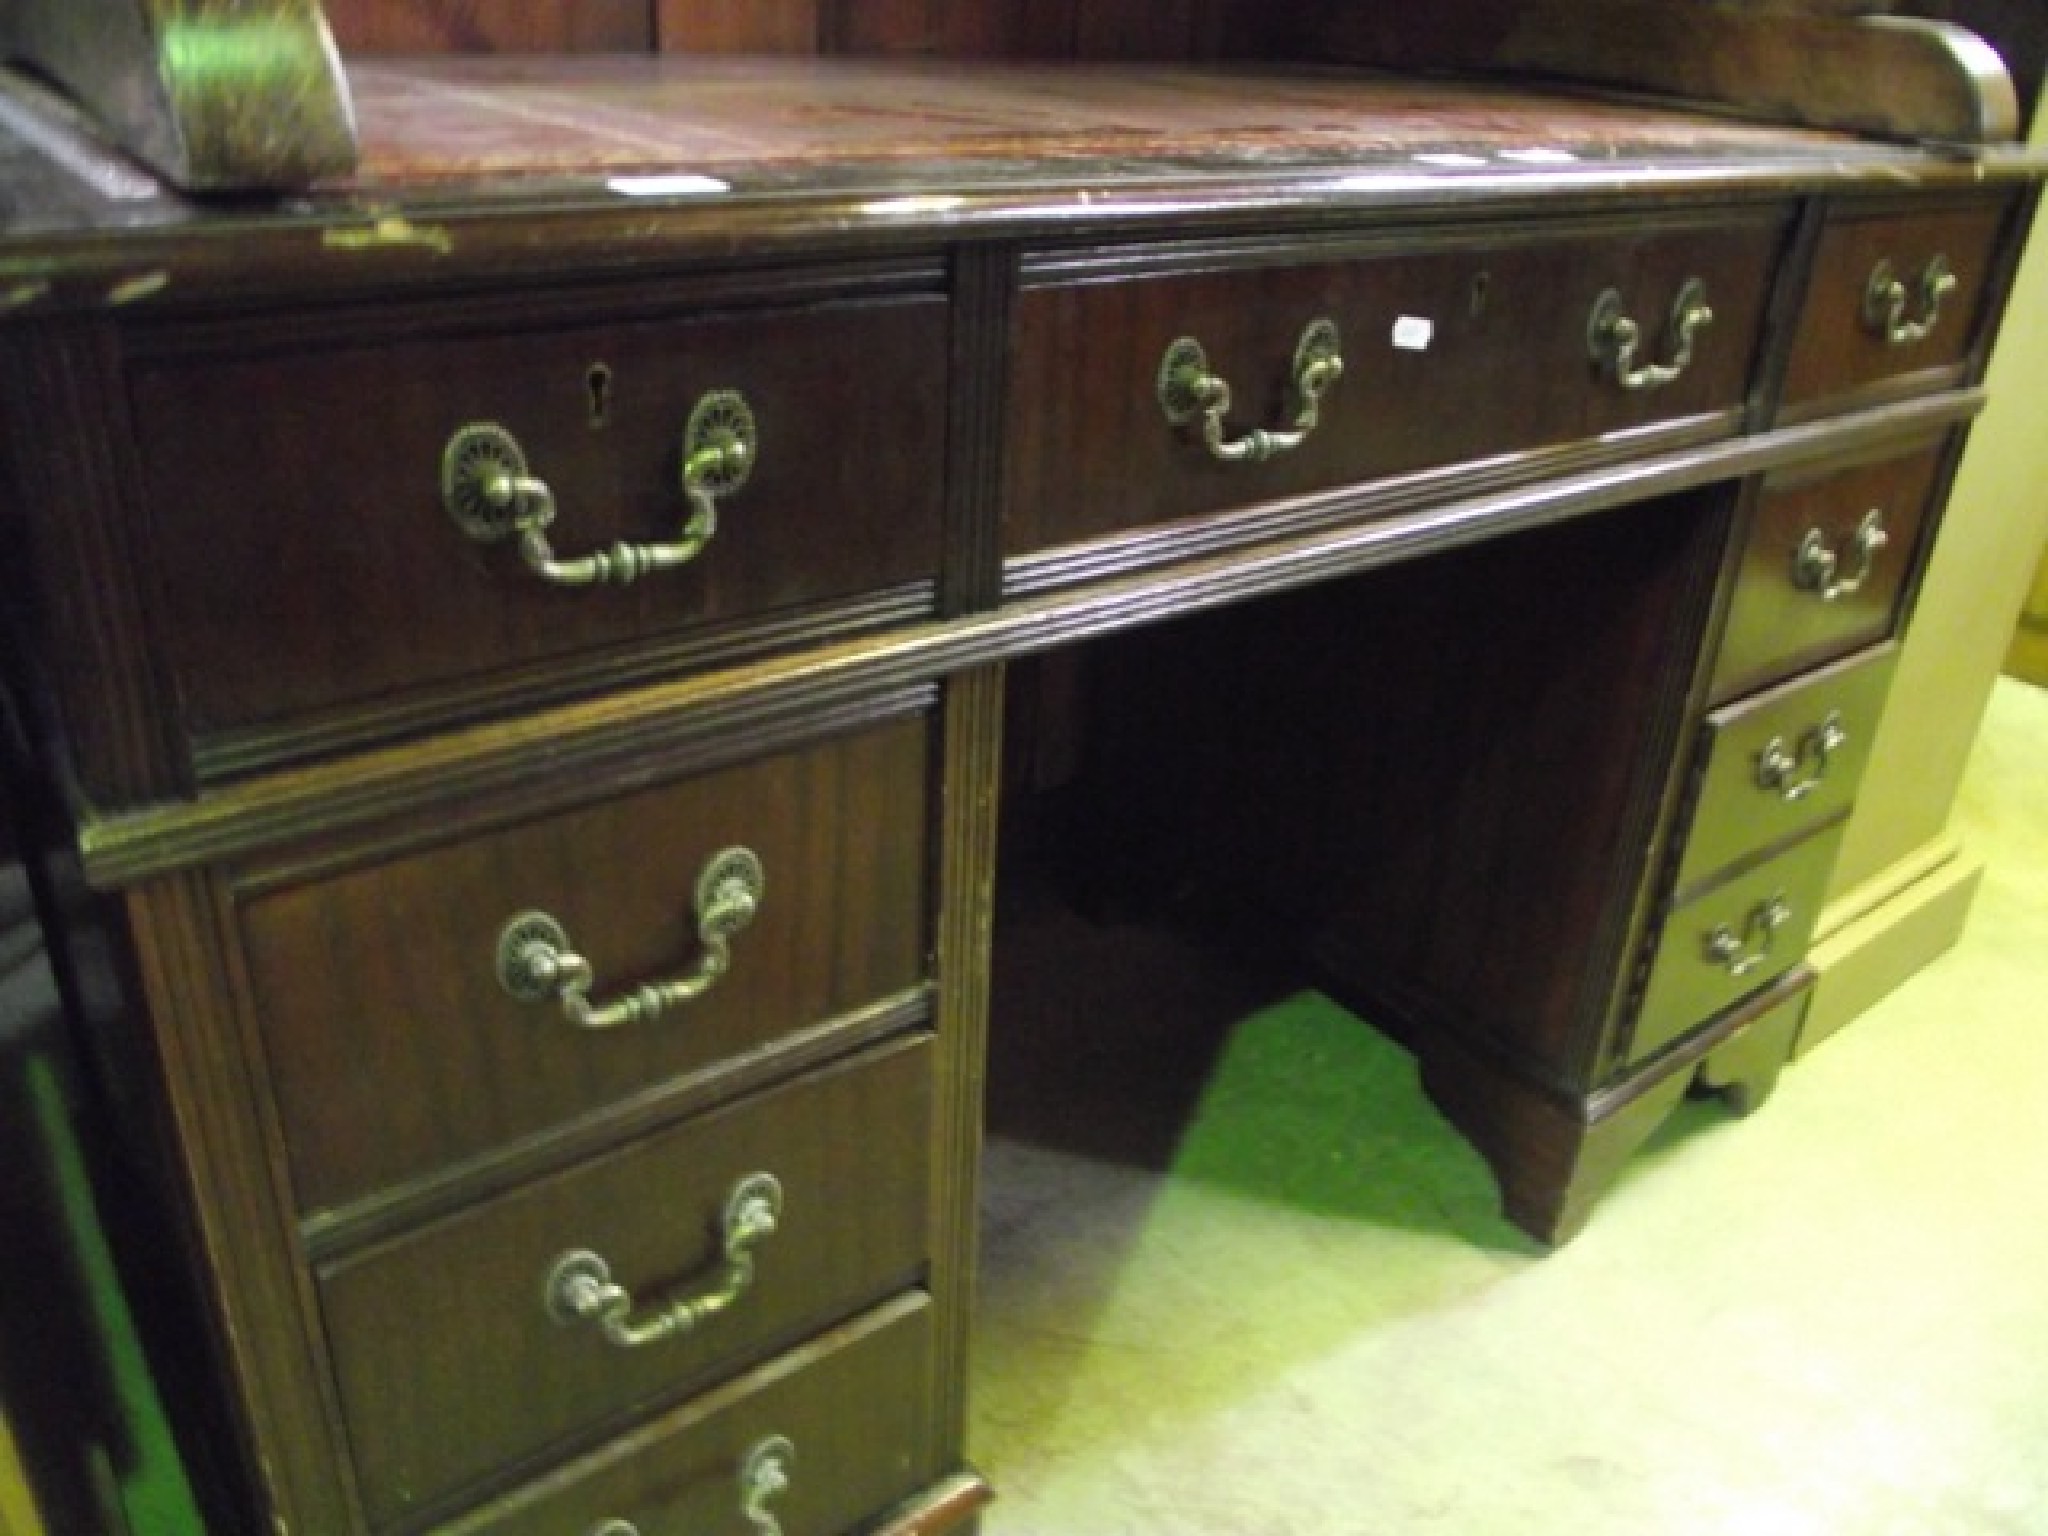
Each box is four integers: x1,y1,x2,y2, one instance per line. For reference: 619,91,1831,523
321,0,1242,58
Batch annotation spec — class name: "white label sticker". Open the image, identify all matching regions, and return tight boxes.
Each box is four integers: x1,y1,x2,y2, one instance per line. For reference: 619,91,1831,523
1392,316,1435,352
605,173,731,199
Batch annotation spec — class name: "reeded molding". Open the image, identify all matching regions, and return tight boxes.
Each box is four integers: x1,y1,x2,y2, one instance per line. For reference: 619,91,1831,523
0,0,356,190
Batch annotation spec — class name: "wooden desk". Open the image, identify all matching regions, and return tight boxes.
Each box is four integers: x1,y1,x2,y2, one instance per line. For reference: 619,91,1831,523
0,46,2038,1536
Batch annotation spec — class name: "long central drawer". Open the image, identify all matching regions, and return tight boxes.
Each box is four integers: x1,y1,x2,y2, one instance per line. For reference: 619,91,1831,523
1006,209,1787,562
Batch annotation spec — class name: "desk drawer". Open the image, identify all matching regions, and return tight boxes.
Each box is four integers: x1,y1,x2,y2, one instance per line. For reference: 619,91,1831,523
131,292,947,754
320,1036,933,1530
1676,645,1895,893
239,715,930,1216
1709,442,1944,703
1006,213,1785,561
1781,197,2011,414
437,1292,938,1536
1632,823,1845,1064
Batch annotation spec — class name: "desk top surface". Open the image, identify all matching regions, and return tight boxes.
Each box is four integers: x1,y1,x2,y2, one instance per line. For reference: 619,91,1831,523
341,59,1858,187
0,57,2037,312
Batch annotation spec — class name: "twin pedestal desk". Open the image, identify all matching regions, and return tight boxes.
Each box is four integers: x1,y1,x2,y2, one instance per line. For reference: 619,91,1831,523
0,55,2038,1536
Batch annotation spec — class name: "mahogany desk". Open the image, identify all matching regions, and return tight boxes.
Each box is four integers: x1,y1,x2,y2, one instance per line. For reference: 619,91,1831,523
0,55,2038,1535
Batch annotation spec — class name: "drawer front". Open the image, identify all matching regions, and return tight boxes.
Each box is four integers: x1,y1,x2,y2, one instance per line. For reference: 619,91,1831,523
320,1037,933,1529
240,715,931,1216
1676,645,1896,893
1710,443,1944,703
1006,213,1786,561
1632,823,1845,1064
132,293,948,750
438,1293,938,1536
1781,197,2011,413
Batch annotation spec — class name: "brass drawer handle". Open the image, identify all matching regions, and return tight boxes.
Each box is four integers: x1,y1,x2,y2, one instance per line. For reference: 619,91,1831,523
1703,894,1792,979
495,847,763,1031
440,389,755,586
1587,277,1713,391
741,1435,796,1536
545,1173,783,1349
1862,254,1957,348
1157,318,1343,464
587,1523,639,1536
1755,711,1849,803
1793,508,1889,603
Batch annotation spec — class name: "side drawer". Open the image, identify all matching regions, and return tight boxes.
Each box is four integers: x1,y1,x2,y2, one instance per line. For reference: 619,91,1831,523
130,290,948,762
1780,196,2012,415
435,1292,940,1536
1005,211,1786,563
1710,442,1944,703
319,1037,933,1530
238,714,931,1217
1675,644,1896,894
1631,822,1846,1064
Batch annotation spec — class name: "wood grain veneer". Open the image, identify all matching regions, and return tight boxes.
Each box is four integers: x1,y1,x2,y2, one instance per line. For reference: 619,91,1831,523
237,715,930,1217
1781,194,2017,416
1006,211,1786,558
319,1036,933,1528
129,287,948,754
1711,438,1949,702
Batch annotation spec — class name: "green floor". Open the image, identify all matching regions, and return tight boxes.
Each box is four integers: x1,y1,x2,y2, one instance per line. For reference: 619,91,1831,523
973,676,2048,1535
0,878,202,1536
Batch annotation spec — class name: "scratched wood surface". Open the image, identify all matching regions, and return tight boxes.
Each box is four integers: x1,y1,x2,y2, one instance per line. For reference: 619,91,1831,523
342,57,1861,186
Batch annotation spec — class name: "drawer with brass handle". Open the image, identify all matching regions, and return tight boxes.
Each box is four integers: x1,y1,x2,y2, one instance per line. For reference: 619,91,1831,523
237,714,930,1218
1630,823,1846,1065
317,1035,933,1530
1710,441,1945,704
1675,645,1896,894
1005,210,1786,565
1780,196,2012,416
432,1291,944,1536
126,287,948,774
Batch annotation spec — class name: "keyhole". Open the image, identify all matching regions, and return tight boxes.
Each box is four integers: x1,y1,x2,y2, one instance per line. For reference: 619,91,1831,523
1469,271,1491,320
586,363,613,428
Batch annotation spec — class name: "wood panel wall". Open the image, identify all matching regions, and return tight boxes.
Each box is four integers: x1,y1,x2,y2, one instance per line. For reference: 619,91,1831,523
322,0,656,52
323,0,1245,57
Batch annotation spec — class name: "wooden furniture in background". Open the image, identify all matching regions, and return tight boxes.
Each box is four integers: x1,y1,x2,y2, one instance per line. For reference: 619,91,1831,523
1,4,2042,1533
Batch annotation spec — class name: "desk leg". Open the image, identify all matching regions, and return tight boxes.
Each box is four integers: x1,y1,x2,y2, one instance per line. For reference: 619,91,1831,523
1415,972,1812,1243
1415,1035,1695,1246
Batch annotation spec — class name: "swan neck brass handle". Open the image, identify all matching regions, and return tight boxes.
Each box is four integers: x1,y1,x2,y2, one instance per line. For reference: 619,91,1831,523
586,1523,640,1536
740,1435,795,1536
496,847,763,1031
1793,509,1889,603
440,389,755,587
1588,278,1713,391
1863,255,1957,347
1755,712,1849,803
1158,317,1343,464
545,1173,782,1349
1703,895,1792,979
